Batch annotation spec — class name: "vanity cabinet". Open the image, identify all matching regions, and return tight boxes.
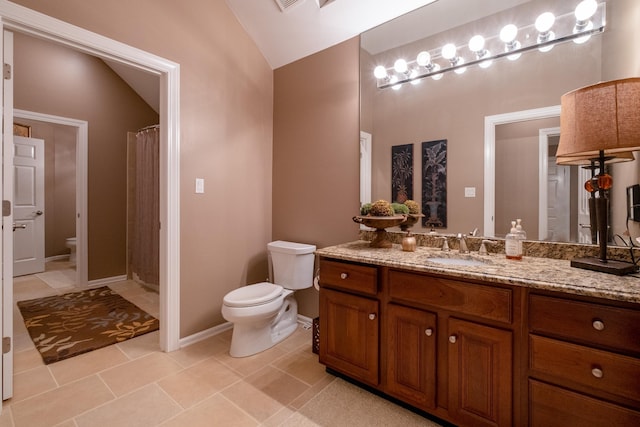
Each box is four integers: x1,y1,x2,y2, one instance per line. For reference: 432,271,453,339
528,293,640,426
319,257,519,427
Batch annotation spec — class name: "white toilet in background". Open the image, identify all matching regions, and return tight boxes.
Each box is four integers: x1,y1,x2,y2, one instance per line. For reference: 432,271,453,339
65,237,77,264
222,240,316,357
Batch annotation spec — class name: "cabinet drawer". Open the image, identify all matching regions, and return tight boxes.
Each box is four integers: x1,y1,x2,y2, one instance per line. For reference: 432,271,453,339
529,294,640,354
388,270,512,323
530,334,640,403
319,259,377,295
530,379,640,427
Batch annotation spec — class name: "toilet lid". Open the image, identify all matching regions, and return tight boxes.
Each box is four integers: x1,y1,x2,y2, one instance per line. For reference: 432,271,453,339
223,282,284,307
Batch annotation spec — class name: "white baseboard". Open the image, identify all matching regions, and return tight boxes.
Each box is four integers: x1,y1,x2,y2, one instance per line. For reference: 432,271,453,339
178,314,313,350
179,322,233,348
88,275,128,287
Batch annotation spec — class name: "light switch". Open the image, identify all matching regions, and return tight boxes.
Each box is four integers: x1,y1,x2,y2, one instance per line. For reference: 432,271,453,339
464,187,476,198
195,178,204,194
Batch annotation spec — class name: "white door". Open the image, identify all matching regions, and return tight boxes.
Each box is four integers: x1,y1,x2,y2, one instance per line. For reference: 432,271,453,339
577,165,593,243
13,136,45,277
2,28,15,401
546,158,570,241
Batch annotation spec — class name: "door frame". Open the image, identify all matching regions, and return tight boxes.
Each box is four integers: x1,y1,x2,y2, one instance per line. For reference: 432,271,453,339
0,1,181,357
14,110,89,286
484,105,561,238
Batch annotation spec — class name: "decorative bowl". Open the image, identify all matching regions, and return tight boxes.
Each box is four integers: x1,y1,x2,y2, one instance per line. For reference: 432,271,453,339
353,215,407,248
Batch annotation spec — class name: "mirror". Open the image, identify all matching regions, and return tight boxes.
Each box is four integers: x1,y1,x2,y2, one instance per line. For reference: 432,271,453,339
360,0,640,246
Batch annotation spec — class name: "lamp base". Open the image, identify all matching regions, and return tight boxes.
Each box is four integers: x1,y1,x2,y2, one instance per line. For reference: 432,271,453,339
571,257,638,275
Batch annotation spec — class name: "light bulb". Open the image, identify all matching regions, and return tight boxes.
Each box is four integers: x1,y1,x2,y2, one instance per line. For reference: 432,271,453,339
430,63,443,80
416,51,431,67
454,57,466,74
535,12,555,33
409,69,420,85
538,31,555,52
507,42,522,61
441,43,457,60
468,35,485,53
373,65,387,79
479,53,492,68
500,24,518,43
575,0,597,22
390,75,401,90
573,20,594,44
394,59,408,74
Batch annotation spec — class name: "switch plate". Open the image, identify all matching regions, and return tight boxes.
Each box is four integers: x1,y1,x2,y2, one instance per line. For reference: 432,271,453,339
464,187,476,198
195,178,204,194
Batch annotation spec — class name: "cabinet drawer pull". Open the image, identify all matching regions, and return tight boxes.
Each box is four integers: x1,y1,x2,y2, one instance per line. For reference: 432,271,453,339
592,319,605,331
448,335,457,344
425,328,433,337
368,313,376,320
591,367,604,379
340,273,348,279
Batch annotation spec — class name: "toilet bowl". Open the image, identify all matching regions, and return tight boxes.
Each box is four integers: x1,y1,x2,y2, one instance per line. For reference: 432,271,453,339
65,237,76,264
221,241,316,357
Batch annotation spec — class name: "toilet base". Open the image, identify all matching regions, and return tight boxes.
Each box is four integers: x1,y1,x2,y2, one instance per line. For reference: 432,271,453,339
229,296,298,357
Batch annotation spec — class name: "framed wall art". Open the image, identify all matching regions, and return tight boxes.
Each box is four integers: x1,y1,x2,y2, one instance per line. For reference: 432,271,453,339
422,139,447,228
391,143,413,203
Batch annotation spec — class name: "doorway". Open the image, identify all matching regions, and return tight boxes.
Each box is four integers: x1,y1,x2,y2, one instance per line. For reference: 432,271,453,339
0,2,181,369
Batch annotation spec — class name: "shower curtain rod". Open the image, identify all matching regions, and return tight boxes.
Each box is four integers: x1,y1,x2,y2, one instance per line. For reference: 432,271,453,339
137,124,159,132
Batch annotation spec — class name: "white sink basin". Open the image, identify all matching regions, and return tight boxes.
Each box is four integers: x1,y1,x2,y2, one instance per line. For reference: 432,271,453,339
426,257,487,267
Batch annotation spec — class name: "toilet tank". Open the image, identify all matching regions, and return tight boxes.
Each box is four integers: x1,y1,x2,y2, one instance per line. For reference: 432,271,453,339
267,240,316,290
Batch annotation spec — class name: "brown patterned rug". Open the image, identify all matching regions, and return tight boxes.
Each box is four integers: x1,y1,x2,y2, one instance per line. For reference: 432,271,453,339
17,286,159,364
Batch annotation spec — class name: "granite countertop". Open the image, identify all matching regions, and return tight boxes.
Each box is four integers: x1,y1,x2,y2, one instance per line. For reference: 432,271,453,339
316,241,640,304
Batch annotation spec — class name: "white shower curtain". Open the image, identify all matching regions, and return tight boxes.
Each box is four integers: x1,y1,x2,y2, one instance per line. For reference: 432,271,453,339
132,126,159,286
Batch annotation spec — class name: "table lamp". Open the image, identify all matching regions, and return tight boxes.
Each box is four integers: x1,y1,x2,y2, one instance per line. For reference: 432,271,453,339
557,78,640,275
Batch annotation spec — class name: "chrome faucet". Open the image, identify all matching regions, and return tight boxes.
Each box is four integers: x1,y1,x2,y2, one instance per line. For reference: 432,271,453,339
437,236,450,251
457,233,469,254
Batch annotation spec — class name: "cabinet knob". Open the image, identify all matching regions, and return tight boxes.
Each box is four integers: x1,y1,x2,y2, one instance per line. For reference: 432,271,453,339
591,367,604,379
340,273,348,279
592,319,605,331
368,313,376,320
425,328,433,337
448,335,457,344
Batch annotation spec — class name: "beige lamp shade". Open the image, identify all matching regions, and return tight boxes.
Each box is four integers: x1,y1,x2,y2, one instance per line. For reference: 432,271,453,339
557,78,640,159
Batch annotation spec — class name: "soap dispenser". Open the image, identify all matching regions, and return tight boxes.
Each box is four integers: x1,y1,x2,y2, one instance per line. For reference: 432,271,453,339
515,219,526,256
505,221,522,260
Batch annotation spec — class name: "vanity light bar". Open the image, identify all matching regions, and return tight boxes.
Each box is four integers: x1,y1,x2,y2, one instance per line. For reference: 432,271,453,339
375,0,606,90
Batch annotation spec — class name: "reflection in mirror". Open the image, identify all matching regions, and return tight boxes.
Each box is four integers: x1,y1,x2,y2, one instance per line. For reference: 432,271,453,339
360,0,639,246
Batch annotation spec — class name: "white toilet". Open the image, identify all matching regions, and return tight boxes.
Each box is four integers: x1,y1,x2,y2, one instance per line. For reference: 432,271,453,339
222,240,316,357
65,237,77,264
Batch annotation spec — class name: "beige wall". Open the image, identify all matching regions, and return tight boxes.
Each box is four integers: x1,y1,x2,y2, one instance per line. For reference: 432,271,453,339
12,0,274,337
273,37,361,318
14,33,159,280
14,119,77,258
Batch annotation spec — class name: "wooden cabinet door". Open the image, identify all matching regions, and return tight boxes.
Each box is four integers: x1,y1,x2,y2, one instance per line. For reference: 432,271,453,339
386,304,437,410
319,288,379,385
448,318,513,427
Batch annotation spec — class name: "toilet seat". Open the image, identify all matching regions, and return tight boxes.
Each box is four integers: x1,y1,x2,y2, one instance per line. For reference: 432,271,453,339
223,282,283,307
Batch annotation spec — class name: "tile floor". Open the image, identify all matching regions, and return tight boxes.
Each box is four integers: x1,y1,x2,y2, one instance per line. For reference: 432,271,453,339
1,261,443,426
